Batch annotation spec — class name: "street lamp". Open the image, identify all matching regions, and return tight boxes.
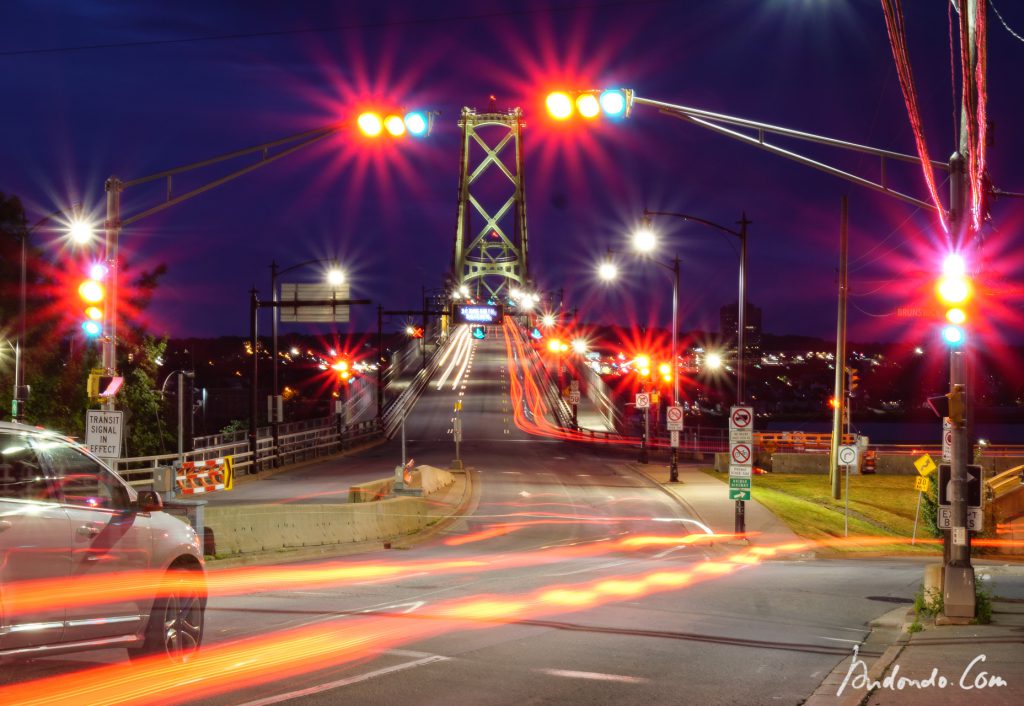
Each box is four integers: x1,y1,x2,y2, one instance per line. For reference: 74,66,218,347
597,246,679,476
9,205,96,421
270,258,346,431
643,210,750,404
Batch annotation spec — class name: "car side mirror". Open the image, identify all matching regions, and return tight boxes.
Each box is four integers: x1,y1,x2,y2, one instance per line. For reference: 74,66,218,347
137,490,164,512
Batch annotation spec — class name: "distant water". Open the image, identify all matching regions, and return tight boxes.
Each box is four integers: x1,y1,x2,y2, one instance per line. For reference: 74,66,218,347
763,420,1023,445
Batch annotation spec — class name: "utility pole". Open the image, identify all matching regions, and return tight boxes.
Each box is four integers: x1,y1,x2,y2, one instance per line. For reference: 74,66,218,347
829,197,849,500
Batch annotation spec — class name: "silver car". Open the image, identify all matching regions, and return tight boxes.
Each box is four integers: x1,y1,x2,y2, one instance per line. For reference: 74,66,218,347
0,421,205,662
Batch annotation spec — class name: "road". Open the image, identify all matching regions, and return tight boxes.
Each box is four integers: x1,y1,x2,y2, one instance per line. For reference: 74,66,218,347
2,326,939,705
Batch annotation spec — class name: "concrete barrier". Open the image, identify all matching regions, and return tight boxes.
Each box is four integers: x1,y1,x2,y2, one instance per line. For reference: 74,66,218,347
206,464,461,557
349,477,394,503
771,452,829,474
416,465,455,494
206,496,430,556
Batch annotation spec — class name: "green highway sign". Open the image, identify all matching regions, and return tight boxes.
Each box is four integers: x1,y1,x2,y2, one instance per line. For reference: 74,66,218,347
729,477,751,489
729,488,751,501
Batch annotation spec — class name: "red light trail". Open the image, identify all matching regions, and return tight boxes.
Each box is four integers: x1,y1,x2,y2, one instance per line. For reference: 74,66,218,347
0,539,810,705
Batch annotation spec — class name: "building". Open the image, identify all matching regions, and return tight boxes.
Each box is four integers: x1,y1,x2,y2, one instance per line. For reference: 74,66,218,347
720,301,762,353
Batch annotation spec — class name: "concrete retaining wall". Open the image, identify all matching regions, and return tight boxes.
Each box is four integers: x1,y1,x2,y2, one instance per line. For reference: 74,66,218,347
206,496,429,556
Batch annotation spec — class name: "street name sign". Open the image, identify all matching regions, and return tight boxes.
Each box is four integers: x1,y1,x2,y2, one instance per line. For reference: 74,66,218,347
86,410,123,461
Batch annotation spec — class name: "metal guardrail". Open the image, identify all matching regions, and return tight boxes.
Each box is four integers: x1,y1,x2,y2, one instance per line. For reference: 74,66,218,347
380,333,449,438
114,418,382,488
986,464,1024,502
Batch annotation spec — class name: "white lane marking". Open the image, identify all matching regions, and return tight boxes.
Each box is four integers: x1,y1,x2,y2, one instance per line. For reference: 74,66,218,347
540,669,648,684
545,560,631,577
358,600,426,614
651,517,715,535
502,471,521,475
653,546,691,559
354,572,428,586
819,636,864,644
236,655,450,706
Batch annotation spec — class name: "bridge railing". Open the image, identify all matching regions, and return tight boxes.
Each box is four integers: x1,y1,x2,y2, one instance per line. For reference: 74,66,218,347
114,330,454,487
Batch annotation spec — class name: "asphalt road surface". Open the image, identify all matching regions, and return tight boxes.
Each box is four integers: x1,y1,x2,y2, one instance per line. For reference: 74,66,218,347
2,327,938,705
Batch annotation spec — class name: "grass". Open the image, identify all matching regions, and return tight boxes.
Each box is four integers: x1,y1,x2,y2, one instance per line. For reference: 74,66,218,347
702,469,941,554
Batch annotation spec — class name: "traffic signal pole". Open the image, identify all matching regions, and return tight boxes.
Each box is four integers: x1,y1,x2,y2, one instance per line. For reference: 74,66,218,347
101,178,122,412
828,197,848,500
944,152,975,618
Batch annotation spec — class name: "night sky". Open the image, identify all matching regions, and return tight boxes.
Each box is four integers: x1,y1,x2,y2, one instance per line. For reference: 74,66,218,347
2,1,1021,348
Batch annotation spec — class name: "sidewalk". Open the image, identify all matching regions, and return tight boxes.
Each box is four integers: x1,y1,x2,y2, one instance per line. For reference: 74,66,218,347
805,571,1024,705
629,462,806,549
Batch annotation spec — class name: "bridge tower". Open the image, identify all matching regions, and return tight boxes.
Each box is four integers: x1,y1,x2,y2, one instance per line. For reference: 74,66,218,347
451,104,529,301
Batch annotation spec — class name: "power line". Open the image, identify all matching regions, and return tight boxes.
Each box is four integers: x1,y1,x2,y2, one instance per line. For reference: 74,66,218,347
990,0,1024,44
0,0,673,58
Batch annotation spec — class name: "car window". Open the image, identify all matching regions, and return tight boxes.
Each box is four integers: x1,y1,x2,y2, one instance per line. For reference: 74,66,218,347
0,432,54,502
42,439,130,510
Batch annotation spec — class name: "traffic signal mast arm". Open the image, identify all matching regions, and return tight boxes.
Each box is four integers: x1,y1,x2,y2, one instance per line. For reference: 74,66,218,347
629,94,948,214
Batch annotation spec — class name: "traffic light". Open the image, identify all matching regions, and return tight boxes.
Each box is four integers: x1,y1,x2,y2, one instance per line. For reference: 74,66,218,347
547,338,568,353
545,89,633,121
634,355,651,378
405,325,424,338
330,359,352,382
846,367,859,397
658,362,672,384
77,263,106,337
357,109,435,138
927,385,966,425
936,254,971,346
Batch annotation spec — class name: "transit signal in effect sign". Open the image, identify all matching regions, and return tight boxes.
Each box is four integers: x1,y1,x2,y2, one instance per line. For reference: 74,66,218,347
455,304,503,324
86,410,123,461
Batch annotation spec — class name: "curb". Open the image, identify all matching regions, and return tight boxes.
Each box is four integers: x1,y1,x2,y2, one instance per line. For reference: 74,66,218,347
804,605,912,706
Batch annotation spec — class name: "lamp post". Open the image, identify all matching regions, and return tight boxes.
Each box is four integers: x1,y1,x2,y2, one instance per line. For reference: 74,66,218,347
642,210,749,404
641,209,750,531
599,247,679,477
270,259,344,435
10,205,95,421
628,226,682,480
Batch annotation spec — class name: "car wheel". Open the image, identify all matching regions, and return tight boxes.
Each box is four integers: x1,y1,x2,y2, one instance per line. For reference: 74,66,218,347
131,566,205,662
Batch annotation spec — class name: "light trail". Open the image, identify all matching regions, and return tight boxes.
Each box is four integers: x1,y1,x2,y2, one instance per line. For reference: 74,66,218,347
0,533,734,621
433,325,473,390
0,540,813,705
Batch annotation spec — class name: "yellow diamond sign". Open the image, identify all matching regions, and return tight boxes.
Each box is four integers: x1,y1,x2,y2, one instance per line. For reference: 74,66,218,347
914,454,937,477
